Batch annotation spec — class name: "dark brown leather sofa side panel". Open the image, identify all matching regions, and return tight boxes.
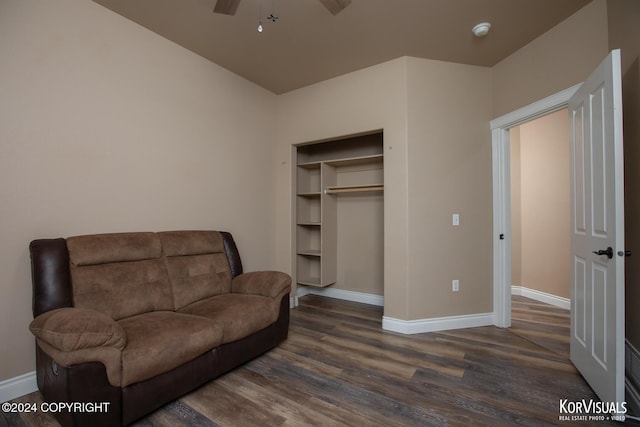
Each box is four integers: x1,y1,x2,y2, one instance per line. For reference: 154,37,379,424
220,231,243,278
30,238,73,317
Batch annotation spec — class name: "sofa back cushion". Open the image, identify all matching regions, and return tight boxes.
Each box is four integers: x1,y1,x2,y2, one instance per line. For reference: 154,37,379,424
158,231,232,310
67,233,174,320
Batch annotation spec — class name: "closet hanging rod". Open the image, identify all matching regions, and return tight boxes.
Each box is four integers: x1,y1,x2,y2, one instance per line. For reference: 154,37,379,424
324,185,384,194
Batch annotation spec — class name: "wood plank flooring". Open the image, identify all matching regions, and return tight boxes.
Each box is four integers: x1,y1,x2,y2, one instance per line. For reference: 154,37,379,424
1,296,626,426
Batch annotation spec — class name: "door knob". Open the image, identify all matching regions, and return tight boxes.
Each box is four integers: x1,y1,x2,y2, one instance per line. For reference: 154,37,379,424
593,247,614,259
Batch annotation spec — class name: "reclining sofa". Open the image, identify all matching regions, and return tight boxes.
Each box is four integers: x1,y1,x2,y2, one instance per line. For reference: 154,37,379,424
28,230,291,426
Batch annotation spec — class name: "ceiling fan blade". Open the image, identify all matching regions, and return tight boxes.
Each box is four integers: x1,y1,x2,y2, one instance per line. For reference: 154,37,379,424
318,0,352,15
214,0,241,15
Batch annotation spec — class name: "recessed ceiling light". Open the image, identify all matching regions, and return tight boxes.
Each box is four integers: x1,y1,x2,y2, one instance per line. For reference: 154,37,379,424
472,22,492,38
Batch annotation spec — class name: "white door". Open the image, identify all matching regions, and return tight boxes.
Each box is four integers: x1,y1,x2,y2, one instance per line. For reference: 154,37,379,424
569,49,625,405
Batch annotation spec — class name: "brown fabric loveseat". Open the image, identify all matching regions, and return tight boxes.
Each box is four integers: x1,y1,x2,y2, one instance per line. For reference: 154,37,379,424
28,230,291,426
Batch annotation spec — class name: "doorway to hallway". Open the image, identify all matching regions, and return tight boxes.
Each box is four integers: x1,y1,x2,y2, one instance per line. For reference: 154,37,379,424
509,109,571,313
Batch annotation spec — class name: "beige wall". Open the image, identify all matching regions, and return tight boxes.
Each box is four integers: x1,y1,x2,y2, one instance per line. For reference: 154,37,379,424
492,0,609,117
276,57,493,321
405,57,493,319
606,0,640,349
511,110,571,299
275,58,410,318
0,0,277,382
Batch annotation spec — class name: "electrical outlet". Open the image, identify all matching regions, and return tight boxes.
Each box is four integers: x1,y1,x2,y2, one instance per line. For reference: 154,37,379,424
452,279,459,292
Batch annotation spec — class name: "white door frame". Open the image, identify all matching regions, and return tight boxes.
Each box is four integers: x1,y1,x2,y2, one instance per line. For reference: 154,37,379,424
491,84,582,327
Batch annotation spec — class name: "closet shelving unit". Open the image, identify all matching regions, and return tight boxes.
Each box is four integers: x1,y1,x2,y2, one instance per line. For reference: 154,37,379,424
295,131,383,288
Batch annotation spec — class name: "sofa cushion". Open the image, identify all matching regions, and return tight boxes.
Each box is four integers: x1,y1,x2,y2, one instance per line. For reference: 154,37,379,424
68,232,161,266
158,230,224,257
118,311,222,387
178,294,280,344
70,258,174,320
68,233,174,320
30,307,126,352
159,231,232,310
232,271,292,299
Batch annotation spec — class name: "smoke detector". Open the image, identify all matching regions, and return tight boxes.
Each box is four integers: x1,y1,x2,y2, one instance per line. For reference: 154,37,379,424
472,22,492,37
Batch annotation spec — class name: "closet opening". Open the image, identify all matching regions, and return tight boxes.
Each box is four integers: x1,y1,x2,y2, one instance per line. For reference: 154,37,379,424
293,130,384,307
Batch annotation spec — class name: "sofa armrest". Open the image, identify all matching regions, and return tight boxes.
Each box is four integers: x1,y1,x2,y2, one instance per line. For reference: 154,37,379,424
30,307,127,352
231,271,291,299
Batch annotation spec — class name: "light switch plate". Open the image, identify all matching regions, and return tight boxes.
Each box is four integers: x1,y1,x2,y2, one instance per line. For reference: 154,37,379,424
452,213,460,226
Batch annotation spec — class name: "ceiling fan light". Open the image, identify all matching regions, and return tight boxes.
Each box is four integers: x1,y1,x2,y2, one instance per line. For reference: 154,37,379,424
472,22,491,37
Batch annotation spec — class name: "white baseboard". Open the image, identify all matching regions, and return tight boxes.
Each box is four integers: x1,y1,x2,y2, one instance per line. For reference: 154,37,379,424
511,285,570,310
382,312,494,335
0,371,37,403
296,286,384,307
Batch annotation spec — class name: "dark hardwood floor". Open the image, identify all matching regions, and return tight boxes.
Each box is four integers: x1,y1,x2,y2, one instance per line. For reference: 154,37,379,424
2,295,628,426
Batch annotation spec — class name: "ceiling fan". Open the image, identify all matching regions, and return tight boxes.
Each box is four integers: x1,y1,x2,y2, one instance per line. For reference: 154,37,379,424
214,0,352,16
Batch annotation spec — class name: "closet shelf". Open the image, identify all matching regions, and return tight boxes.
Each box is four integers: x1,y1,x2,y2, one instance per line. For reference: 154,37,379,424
298,154,383,169
298,249,321,257
324,184,384,194
297,278,333,288
323,154,384,167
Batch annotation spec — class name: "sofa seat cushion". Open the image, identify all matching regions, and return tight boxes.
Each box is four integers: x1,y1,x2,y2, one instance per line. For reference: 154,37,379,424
178,294,280,344
118,311,222,387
